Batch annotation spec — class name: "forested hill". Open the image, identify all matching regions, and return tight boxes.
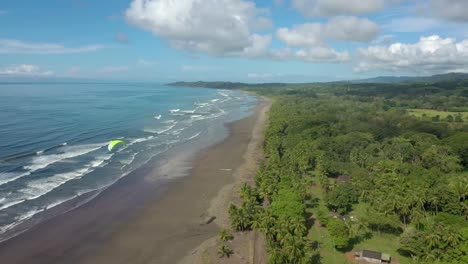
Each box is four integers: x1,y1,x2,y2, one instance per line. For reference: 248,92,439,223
166,81,288,89
225,79,468,263
351,72,468,84
167,73,468,89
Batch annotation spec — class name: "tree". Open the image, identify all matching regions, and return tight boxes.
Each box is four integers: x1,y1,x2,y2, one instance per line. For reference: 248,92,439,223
327,219,350,250
455,113,463,122
325,182,356,214
446,114,454,122
432,115,441,122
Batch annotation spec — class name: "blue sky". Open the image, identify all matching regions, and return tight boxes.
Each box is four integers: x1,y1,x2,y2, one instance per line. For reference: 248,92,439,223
1,0,467,82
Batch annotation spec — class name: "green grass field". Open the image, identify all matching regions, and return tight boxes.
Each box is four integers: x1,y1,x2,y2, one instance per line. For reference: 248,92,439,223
352,233,412,264
408,109,467,121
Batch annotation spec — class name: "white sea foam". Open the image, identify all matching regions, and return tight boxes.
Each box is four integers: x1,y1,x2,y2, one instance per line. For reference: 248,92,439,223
129,136,155,145
24,143,105,172
0,155,111,211
181,109,196,114
144,123,178,134
171,127,186,135
121,152,138,166
0,172,31,186
154,114,162,120
186,132,202,140
169,109,180,113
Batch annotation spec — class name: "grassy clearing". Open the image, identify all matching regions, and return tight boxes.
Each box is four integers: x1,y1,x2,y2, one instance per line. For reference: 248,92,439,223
352,234,412,264
408,109,467,121
308,221,350,264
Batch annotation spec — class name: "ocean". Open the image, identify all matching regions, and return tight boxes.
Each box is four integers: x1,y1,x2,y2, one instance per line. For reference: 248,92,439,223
0,83,256,240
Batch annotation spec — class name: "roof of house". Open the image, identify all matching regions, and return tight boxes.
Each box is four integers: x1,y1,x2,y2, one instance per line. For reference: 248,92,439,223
361,250,382,260
337,175,350,182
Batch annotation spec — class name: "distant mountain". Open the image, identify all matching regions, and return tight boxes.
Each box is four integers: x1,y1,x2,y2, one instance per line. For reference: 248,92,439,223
167,81,288,89
351,72,468,84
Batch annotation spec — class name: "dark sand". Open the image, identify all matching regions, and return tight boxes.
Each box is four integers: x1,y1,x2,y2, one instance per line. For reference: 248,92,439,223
0,97,270,264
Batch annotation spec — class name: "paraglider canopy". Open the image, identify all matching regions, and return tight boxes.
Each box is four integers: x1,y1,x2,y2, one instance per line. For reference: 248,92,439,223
108,140,126,151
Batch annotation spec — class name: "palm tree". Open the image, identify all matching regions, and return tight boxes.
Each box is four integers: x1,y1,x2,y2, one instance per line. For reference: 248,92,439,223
218,244,234,258
452,180,468,202
445,231,462,247
410,209,425,230
425,232,441,249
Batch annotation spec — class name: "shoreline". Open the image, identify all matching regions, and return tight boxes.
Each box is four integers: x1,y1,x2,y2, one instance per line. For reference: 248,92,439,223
0,94,271,264
180,95,271,264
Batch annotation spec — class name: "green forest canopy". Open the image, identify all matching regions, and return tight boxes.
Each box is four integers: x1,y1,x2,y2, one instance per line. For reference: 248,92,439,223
225,79,467,264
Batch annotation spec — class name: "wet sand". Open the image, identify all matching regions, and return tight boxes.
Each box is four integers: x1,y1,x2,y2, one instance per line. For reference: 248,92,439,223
0,96,270,264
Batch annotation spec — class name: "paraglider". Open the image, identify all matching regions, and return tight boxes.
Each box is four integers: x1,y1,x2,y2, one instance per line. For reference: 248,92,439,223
108,140,126,152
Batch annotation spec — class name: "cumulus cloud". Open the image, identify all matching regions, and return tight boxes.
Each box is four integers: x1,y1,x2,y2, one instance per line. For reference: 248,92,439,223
0,64,54,76
355,35,468,73
270,47,350,63
0,39,103,54
277,16,379,46
426,0,468,22
125,0,272,57
277,24,323,46
326,16,380,42
292,0,385,17
98,66,129,74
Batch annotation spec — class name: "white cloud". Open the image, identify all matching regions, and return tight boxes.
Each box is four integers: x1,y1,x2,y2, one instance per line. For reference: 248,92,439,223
125,0,271,57
270,47,350,63
426,0,468,22
98,66,129,74
277,23,323,47
294,47,350,62
292,0,385,17
0,39,103,54
355,35,468,73
371,34,395,45
326,16,380,42
137,59,157,66
384,17,441,32
276,17,379,46
0,64,54,76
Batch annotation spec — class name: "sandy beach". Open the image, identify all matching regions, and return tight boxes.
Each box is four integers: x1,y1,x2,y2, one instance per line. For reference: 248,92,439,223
0,96,271,264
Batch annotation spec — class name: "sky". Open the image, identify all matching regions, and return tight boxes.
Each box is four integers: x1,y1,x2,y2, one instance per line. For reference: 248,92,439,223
0,0,468,82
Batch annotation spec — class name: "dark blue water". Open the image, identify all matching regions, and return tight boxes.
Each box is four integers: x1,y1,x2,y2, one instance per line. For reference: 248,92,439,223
0,83,256,236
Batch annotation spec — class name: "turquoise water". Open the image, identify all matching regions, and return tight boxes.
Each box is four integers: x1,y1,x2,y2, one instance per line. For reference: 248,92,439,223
0,83,256,236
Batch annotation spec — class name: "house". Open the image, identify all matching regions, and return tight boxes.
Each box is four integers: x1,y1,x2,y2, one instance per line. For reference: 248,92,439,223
336,175,350,182
354,250,391,263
